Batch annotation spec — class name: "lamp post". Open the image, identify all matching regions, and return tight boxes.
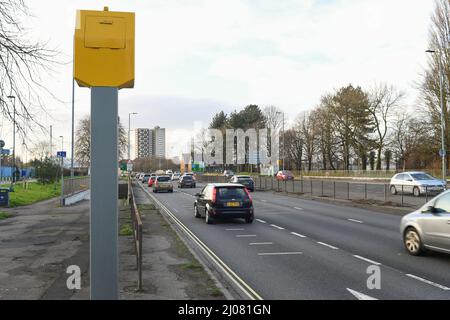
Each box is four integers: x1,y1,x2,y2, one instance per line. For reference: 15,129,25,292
128,112,137,160
426,49,447,184
7,96,16,189
60,135,64,206
276,111,285,171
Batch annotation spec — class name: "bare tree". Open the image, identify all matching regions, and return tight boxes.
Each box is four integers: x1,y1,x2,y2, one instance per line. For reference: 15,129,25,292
0,1,59,136
368,83,404,170
75,115,127,167
30,140,51,161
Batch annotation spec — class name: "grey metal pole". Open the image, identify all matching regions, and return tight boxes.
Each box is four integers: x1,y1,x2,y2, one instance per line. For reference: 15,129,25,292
50,125,53,158
60,136,64,206
128,113,131,160
90,87,119,300
282,112,285,171
438,57,447,185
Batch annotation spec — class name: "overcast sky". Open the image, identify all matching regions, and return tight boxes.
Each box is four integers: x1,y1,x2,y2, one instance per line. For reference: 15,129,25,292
2,0,435,159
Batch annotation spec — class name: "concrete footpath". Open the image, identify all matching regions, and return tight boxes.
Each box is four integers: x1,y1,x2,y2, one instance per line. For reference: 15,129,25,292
0,188,226,299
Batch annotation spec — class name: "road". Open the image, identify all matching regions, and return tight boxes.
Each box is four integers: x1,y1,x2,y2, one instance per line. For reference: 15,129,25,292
136,181,450,300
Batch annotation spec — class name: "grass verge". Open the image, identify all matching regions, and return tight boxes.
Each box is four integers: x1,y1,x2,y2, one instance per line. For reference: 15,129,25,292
0,211,10,220
8,182,61,207
119,224,133,236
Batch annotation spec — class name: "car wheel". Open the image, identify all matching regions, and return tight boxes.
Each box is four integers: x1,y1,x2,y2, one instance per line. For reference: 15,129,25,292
390,185,397,195
245,216,254,224
194,205,201,218
413,187,420,197
205,210,214,225
404,228,425,256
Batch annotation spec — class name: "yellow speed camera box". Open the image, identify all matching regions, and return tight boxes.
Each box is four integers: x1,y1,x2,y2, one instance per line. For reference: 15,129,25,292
74,7,134,88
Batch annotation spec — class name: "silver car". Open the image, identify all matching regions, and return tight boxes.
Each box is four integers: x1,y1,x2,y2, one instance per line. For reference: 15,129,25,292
400,190,450,256
390,172,446,197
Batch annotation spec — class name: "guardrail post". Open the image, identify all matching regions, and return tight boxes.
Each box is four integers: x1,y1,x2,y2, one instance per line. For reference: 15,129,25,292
401,185,404,207
301,179,303,193
347,182,350,200
364,183,367,200
321,180,323,197
333,181,336,199
310,180,313,195
384,184,387,202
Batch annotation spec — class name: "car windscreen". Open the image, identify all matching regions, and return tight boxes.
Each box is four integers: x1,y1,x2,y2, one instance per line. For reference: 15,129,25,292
182,176,193,180
411,173,436,181
157,176,171,182
216,187,246,200
237,177,253,182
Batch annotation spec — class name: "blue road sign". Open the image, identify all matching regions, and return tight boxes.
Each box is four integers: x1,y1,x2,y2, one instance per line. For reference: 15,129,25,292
1,149,10,155
440,149,446,157
57,151,67,158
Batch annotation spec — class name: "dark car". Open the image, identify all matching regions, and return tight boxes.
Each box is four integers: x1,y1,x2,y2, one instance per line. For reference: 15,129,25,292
276,170,294,181
178,175,196,188
194,183,254,224
230,175,254,192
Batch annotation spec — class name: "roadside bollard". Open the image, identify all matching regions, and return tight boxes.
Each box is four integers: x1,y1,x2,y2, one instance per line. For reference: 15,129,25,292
401,185,404,207
333,181,336,199
347,182,350,200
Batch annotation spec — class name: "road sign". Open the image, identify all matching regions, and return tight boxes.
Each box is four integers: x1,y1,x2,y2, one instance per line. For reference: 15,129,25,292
440,149,446,157
0,140,5,148
127,160,133,172
1,149,10,155
57,151,67,158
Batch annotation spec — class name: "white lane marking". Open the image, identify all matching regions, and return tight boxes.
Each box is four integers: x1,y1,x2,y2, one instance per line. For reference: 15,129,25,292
261,200,268,202
250,242,273,246
226,228,245,231
406,274,450,290
270,224,285,230
236,235,257,238
346,288,378,300
172,208,179,213
353,255,381,266
256,219,267,224
291,232,307,238
317,242,339,250
348,219,364,224
258,252,302,256
294,207,303,211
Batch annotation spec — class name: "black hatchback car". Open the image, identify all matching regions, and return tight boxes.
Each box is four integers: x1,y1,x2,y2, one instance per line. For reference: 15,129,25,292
229,175,255,192
194,183,254,224
178,175,196,188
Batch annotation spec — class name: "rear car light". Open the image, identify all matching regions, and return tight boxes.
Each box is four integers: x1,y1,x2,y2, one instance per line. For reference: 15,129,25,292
212,187,217,204
244,188,253,203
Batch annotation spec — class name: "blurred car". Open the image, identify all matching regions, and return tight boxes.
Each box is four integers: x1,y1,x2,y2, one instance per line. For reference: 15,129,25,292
183,172,197,181
276,170,294,181
142,174,152,184
166,170,173,175
230,175,255,192
223,170,234,178
178,175,196,188
153,175,174,193
194,183,254,224
147,174,157,187
172,172,181,181
390,172,446,197
400,190,450,256
137,173,144,181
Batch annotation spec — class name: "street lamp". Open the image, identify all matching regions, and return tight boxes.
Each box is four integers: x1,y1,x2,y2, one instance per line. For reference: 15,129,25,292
276,111,285,171
59,136,64,206
426,49,447,184
7,95,16,188
128,112,138,161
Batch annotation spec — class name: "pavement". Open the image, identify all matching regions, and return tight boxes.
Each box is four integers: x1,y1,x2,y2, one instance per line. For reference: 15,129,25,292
140,180,450,300
0,189,226,300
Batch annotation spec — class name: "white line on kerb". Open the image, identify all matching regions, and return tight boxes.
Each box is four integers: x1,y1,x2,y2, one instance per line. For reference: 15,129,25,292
348,219,363,224
317,242,339,250
406,274,450,290
258,252,302,256
236,235,257,238
270,224,285,230
353,255,381,266
250,242,273,246
256,219,267,224
291,232,307,238
294,207,303,211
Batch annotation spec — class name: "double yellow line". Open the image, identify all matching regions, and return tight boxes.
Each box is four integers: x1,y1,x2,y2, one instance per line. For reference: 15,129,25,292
138,183,263,300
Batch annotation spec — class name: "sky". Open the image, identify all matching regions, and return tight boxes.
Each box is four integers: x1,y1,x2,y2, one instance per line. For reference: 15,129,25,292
1,0,436,160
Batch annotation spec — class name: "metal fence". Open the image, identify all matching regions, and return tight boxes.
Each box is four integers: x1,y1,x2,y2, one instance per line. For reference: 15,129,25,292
128,177,143,291
63,177,90,196
197,175,440,209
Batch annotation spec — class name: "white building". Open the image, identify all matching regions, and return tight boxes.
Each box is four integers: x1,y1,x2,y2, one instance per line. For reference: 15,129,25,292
153,126,165,158
134,126,165,159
